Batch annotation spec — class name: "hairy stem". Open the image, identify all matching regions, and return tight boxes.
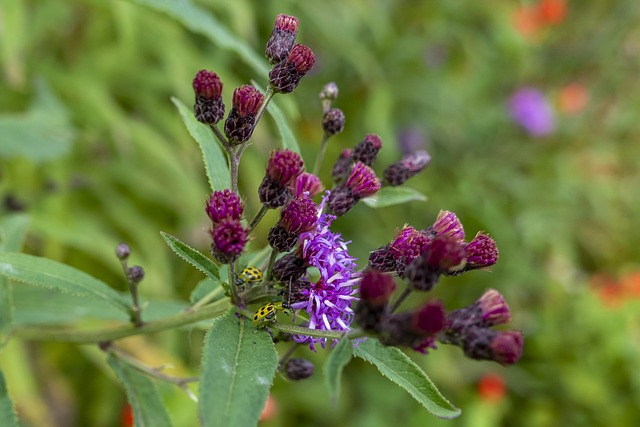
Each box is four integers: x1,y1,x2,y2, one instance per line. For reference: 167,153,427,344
312,133,331,176
389,287,412,313
187,285,226,312
246,204,269,236
253,86,275,127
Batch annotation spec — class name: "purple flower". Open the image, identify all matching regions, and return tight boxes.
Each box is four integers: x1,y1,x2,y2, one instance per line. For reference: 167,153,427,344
290,192,360,350
508,87,555,137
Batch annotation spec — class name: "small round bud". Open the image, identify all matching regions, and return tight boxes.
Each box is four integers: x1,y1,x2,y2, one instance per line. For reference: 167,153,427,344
269,44,316,94
193,70,225,125
319,82,339,102
209,219,247,264
352,134,382,166
280,198,318,235
460,328,524,366
367,245,397,273
429,210,465,243
205,190,244,224
115,243,131,260
383,150,431,186
224,85,264,144
273,253,307,283
284,358,314,380
345,162,381,199
322,108,345,136
127,266,145,285
464,232,499,271
266,149,305,187
265,14,299,64
359,270,396,306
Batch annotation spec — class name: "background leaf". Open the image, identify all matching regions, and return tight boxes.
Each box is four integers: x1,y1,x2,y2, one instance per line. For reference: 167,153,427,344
161,232,221,281
199,309,278,427
353,338,460,419
362,186,428,208
172,97,230,192
0,370,19,427
322,336,353,401
252,81,300,153
108,354,174,427
0,252,130,314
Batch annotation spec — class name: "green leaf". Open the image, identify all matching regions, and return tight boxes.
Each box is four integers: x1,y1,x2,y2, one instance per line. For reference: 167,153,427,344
199,309,278,427
161,232,221,282
172,97,230,192
362,186,428,208
0,370,19,427
132,0,269,76
252,81,300,153
353,338,460,419
0,252,131,314
108,355,173,427
189,277,224,304
323,336,353,401
0,80,75,162
0,214,30,346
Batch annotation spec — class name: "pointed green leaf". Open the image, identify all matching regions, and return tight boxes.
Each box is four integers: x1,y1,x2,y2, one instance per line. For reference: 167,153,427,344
172,97,230,192
161,232,221,282
133,0,269,76
323,336,353,401
362,187,428,208
0,370,19,427
0,80,75,162
353,338,460,419
108,355,173,427
199,309,278,427
0,252,130,313
252,81,300,153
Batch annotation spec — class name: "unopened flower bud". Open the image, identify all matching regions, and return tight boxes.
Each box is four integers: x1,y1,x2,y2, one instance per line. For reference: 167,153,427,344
383,150,431,186
290,172,324,199
284,358,314,380
330,149,353,184
268,198,317,252
265,14,299,64
378,300,447,351
193,70,225,125
205,190,244,224
127,266,145,285
428,210,465,243
355,270,396,332
322,108,345,136
352,134,382,167
224,85,263,144
424,235,466,273
269,44,315,94
259,150,305,209
367,245,397,272
210,218,247,264
115,243,131,260
273,252,307,283
389,226,431,275
346,162,381,199
320,82,339,102
460,328,523,366
464,232,499,271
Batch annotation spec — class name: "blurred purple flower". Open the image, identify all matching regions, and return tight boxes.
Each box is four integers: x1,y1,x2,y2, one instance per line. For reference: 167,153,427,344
292,192,360,350
508,88,555,137
397,127,428,155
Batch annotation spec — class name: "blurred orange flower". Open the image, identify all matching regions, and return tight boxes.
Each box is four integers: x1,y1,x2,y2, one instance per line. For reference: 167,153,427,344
478,373,506,403
558,83,589,114
260,394,278,422
512,6,544,39
121,404,134,427
538,0,568,25
590,272,640,308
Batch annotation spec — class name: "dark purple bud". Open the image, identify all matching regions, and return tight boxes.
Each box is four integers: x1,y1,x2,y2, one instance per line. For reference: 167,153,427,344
115,243,130,260
289,172,324,199
359,270,396,306
269,44,316,94
383,150,431,186
193,70,225,125
281,278,312,304
389,226,431,270
224,85,263,144
210,218,247,264
477,289,511,326
368,245,397,272
425,235,466,274
326,186,356,217
460,328,523,366
403,255,440,292
428,210,465,243
378,300,446,350
322,108,345,136
464,232,499,271
319,82,339,102
265,14,299,64
330,148,353,184
127,266,145,285
412,300,447,335
205,189,244,224
284,358,314,380
280,198,318,234
345,162,381,198
273,252,307,283
266,149,305,187
258,177,292,209
267,224,299,252
352,134,383,167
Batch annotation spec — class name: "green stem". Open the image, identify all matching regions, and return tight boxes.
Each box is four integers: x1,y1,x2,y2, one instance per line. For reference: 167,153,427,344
265,249,278,282
389,287,412,313
14,299,232,343
210,125,230,151
312,133,331,176
253,86,275,128
246,204,269,235
186,285,226,312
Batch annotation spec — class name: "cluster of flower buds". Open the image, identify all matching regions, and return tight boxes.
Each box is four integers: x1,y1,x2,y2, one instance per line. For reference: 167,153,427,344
205,190,247,264
355,210,522,364
268,197,318,252
258,149,305,209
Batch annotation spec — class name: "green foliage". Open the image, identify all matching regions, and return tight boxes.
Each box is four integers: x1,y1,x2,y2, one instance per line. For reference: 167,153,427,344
362,186,428,208
161,232,222,282
199,309,278,427
0,370,19,427
322,336,353,401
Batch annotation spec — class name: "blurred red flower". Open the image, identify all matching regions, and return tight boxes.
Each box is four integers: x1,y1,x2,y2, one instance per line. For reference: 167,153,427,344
538,0,568,25
478,373,506,403
121,404,134,427
558,83,589,114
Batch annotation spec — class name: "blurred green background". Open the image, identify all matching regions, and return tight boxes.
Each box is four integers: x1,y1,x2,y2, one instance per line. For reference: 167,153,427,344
2,0,640,426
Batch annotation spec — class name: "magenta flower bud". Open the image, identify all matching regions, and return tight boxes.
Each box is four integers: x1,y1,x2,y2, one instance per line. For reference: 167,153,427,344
359,270,396,306
412,300,447,336
259,149,305,209
367,245,397,272
268,198,318,252
429,210,465,243
284,358,314,380
346,162,381,198
331,148,353,184
352,134,383,167
209,218,247,264
224,85,264,144
273,252,307,283
456,328,524,366
205,189,244,224
269,44,316,94
465,232,499,270
383,150,431,186
290,172,324,199
389,226,431,269
193,70,225,125
322,108,345,136
378,300,446,350
265,14,299,64
425,235,466,273
477,289,511,326
319,82,339,102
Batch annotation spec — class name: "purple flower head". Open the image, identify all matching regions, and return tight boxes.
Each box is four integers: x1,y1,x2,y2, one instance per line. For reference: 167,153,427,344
346,162,381,198
291,192,360,350
397,127,427,155
280,197,318,235
193,70,225,125
266,149,305,187
412,300,447,336
425,235,466,274
367,245,397,272
508,87,555,137
209,218,247,264
383,150,431,186
477,289,511,326
232,85,263,117
359,270,396,306
205,189,244,224
429,210,465,243
192,70,223,99
458,328,524,366
224,85,263,144
290,172,324,199
265,14,299,64
322,108,346,136
352,134,383,166
465,232,499,271
389,226,431,267
269,44,316,94
319,82,339,102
